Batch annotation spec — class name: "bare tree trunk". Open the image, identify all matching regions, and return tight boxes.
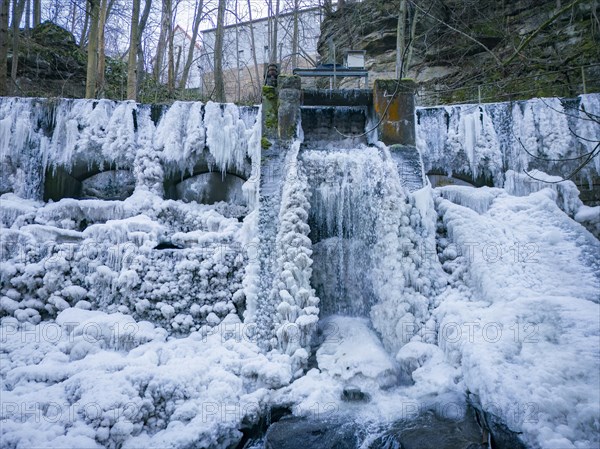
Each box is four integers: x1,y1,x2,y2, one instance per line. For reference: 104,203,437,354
291,0,299,69
136,0,152,91
405,8,418,74
266,0,272,60
24,0,30,33
214,0,226,102
270,0,280,64
179,0,203,89
32,0,39,26
174,44,182,85
235,0,240,101
322,0,332,15
395,0,407,78
85,0,100,98
0,0,9,95
127,0,140,100
96,0,108,97
70,1,77,34
154,0,171,82
80,0,90,49
246,0,260,98
11,0,27,85
167,14,175,93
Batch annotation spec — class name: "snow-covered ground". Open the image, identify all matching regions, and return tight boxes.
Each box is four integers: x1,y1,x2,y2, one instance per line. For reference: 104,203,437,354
1,95,599,449
434,186,600,448
1,310,293,448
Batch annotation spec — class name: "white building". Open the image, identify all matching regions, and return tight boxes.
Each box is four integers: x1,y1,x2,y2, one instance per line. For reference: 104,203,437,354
199,7,324,102
156,25,204,90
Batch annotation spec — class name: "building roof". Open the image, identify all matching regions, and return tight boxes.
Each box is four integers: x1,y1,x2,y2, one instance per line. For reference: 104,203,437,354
173,24,202,51
200,5,322,34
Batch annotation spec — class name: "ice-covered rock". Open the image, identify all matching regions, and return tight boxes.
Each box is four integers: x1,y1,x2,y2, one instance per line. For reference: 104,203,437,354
316,316,397,389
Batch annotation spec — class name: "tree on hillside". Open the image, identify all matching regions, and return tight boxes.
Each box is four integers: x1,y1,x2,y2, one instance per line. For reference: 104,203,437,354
395,0,407,78
10,0,27,86
396,0,419,78
136,0,152,93
127,0,141,100
291,0,299,69
246,0,261,98
32,0,40,26
269,0,280,64
80,0,90,49
85,0,100,98
0,0,9,95
96,0,114,97
154,0,172,83
214,0,226,101
16,0,40,29
166,0,175,93
24,0,29,33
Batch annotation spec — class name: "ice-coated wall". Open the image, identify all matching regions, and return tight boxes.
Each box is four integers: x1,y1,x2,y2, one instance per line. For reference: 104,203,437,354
0,97,259,200
0,97,261,334
416,94,600,189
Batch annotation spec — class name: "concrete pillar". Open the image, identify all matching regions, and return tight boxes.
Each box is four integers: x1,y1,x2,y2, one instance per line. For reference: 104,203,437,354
373,79,416,146
262,85,278,143
277,75,301,141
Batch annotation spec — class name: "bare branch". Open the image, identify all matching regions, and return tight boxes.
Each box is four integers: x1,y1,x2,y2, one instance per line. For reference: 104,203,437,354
409,0,503,66
517,137,598,161
504,0,583,66
523,141,600,183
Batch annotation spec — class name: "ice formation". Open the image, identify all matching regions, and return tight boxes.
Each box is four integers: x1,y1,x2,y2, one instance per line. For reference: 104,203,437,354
434,187,600,448
302,144,443,354
416,94,600,188
270,142,319,363
0,98,260,334
1,93,599,449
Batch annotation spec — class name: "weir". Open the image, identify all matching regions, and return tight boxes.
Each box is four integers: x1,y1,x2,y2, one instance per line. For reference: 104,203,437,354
256,76,434,360
1,89,599,449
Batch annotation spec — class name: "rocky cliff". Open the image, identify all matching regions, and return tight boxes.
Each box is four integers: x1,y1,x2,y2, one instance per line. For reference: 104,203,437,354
6,22,87,98
318,0,599,104
6,22,126,99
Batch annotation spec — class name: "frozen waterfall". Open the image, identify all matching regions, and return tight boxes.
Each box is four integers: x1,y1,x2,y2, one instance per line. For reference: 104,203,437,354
1,93,599,449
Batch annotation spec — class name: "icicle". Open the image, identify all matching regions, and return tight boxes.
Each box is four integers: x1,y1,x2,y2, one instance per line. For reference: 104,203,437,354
204,102,249,174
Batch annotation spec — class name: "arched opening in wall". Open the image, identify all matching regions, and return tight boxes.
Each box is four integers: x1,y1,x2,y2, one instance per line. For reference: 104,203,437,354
165,171,248,206
575,177,600,206
80,170,135,200
44,167,134,201
427,170,492,188
427,173,476,188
